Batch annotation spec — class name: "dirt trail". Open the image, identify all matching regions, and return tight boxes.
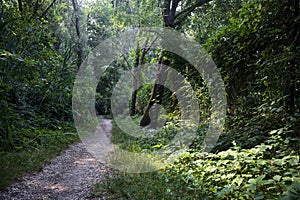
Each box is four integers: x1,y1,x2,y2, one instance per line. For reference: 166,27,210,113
0,118,112,200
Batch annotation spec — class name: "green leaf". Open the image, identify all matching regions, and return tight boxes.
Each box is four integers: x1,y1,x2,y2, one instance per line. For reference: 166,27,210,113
233,176,244,186
255,175,266,183
263,80,269,86
254,192,264,200
273,175,282,182
289,156,299,166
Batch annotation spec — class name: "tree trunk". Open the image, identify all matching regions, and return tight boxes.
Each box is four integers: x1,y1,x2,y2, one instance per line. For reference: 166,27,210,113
139,0,212,126
71,0,83,69
131,38,152,116
140,57,170,127
131,45,140,116
286,0,299,115
289,0,299,115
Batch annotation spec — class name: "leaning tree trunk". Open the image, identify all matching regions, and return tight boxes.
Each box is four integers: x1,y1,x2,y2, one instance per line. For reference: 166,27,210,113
131,44,140,116
140,0,211,127
140,57,170,127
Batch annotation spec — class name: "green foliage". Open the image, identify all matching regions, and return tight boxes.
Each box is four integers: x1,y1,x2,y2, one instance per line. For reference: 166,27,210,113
187,0,242,43
90,172,183,200
1,0,299,198
96,64,122,115
93,1,300,198
281,181,300,200
94,123,299,199
85,0,114,48
165,136,299,199
135,84,153,115
0,0,77,151
110,118,179,152
205,0,300,149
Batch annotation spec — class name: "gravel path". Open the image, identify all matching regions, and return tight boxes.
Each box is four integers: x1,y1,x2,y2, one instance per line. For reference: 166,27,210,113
0,118,113,200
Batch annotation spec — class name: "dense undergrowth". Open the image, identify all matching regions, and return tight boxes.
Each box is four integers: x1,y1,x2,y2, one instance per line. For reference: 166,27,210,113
0,0,79,189
1,0,299,198
91,0,300,198
91,121,300,200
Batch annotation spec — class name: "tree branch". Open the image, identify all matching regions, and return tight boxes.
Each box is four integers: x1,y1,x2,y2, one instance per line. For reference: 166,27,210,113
40,0,57,18
169,0,181,25
141,36,159,60
163,0,171,26
17,0,22,13
174,0,211,27
31,0,39,19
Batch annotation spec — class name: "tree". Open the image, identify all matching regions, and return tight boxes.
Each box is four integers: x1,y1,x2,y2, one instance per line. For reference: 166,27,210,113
0,0,78,150
206,0,300,148
286,0,299,116
71,0,86,69
140,0,212,127
130,38,152,115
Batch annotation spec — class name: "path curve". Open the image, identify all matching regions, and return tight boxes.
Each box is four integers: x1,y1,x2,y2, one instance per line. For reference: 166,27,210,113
0,118,112,200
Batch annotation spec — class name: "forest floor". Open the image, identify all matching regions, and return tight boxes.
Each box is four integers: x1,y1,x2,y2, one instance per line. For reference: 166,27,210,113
0,118,113,200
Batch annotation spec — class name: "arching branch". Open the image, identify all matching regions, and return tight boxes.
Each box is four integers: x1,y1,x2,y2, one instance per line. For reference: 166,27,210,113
174,0,211,27
40,0,57,19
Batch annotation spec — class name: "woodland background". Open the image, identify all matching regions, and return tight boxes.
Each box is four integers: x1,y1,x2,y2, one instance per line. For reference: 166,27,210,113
0,0,299,199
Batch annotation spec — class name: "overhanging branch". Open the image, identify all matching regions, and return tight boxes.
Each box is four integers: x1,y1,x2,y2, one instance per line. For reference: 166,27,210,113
174,0,211,27
40,0,57,18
